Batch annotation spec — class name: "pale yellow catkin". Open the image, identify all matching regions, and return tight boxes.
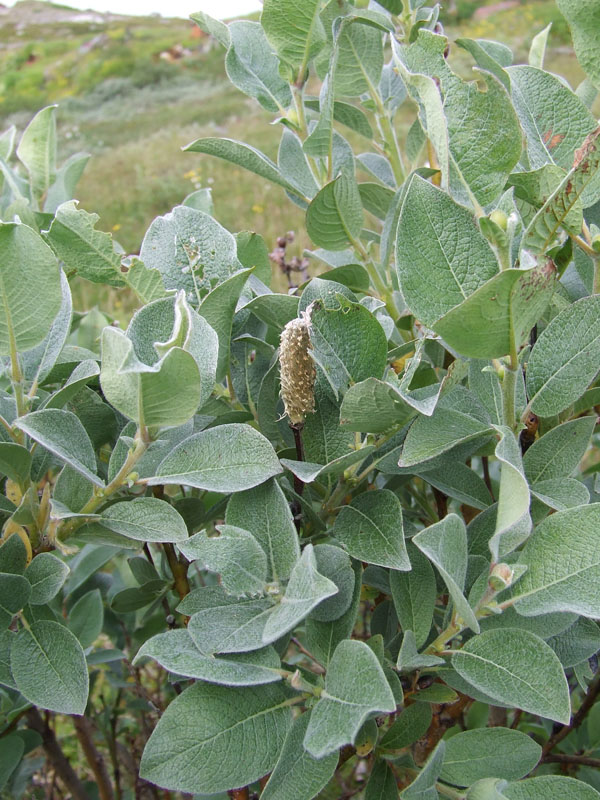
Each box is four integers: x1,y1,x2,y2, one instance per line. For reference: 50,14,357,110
279,313,316,425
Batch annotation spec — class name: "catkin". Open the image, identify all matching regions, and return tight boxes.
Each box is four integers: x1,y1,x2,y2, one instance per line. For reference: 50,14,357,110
279,313,316,424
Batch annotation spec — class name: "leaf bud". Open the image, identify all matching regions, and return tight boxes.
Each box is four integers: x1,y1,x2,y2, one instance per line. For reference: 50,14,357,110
279,313,316,425
489,563,514,592
489,209,508,231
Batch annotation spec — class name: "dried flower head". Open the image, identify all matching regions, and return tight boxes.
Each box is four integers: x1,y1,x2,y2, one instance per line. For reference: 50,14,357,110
279,312,316,425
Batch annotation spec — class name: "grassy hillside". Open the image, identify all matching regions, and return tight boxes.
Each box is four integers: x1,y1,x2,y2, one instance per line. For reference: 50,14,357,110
0,0,588,266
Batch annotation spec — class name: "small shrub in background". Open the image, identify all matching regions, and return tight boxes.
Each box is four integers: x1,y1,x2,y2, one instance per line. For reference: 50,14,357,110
1,1,600,798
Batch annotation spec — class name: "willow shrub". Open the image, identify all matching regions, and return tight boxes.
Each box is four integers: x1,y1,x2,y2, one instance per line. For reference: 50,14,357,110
1,1,600,798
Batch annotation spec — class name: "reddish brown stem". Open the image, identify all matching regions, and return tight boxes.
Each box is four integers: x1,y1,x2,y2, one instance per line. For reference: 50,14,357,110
26,709,91,800
72,715,115,800
543,753,600,769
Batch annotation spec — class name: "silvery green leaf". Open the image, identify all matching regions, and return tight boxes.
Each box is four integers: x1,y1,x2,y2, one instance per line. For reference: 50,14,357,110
489,426,531,561
127,292,218,410
434,265,556,360
184,138,298,195
190,10,230,47
339,377,415,433
399,388,493,468
262,545,337,645
24,553,69,605
303,640,396,758
261,0,326,71
528,24,552,69
0,734,23,789
308,295,387,398
395,175,499,327
68,589,103,649
306,562,362,666
451,628,570,723
421,459,492,512
198,268,253,381
0,222,62,356
261,711,338,800
514,504,600,617
390,542,436,648
11,621,88,715
523,416,595,483
395,32,521,205
150,423,282,492
380,703,432,751
400,741,445,799
139,682,293,794
306,174,363,252
122,257,170,305
100,498,188,544
100,327,201,428
526,296,600,416
139,205,242,296
392,40,449,191
225,21,291,113
392,339,468,418
41,362,98,415
478,606,577,639
134,629,282,686
16,105,56,199
179,524,268,596
414,514,479,633
44,201,123,286
44,151,90,214
0,574,31,629
278,129,319,200
397,630,444,672
546,617,600,668
20,269,72,385
334,20,384,97
503,776,600,800
185,587,275,654
309,544,354,623
14,409,102,487
556,0,600,90
531,477,589,511
226,479,300,582
440,728,541,787
365,760,398,800
507,65,596,171
332,489,410,571
0,444,31,487
281,447,374,485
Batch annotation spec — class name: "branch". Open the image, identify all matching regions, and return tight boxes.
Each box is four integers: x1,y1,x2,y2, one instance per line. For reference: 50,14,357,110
163,543,190,602
72,715,115,800
543,753,600,769
26,708,91,800
542,673,600,756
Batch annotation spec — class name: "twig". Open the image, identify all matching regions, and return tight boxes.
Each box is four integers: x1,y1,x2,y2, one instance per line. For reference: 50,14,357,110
543,753,600,769
163,543,190,603
72,715,115,800
290,637,326,674
26,709,91,800
481,456,494,500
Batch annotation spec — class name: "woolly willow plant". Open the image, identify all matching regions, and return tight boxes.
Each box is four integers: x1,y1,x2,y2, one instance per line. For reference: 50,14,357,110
1,1,600,798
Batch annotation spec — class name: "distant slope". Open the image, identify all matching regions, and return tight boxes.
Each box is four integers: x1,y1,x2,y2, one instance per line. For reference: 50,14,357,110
0,0,228,118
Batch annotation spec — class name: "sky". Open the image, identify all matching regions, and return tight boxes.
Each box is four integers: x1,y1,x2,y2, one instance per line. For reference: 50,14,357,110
3,0,262,19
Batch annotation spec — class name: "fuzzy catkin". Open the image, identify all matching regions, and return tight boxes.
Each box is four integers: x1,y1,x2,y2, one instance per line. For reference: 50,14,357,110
279,314,316,425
